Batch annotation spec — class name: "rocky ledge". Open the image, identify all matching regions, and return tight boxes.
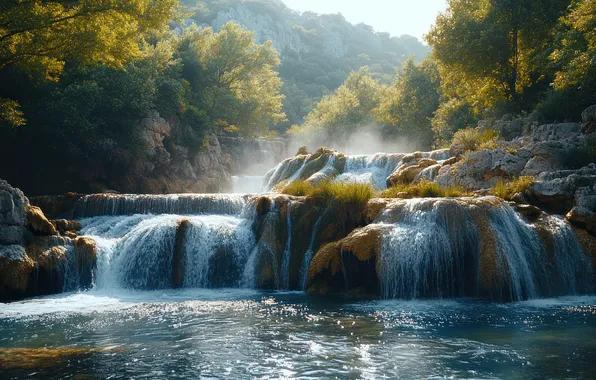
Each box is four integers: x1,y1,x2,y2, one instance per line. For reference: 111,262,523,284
0,180,96,302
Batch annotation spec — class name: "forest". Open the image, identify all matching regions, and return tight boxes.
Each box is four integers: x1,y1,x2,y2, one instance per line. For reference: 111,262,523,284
0,0,594,191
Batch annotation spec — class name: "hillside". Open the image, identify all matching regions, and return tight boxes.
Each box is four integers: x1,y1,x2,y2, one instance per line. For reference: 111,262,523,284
184,0,431,128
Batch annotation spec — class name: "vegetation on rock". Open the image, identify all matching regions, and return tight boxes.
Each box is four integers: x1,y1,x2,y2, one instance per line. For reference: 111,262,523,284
380,180,471,199
491,176,536,200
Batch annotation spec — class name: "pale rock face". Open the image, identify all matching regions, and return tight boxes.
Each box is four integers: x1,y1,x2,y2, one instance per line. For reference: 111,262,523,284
0,180,28,226
137,111,172,157
530,123,581,142
210,4,347,58
212,5,307,54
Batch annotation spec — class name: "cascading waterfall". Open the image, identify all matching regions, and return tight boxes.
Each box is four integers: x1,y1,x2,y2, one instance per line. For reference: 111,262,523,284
300,214,326,290
378,199,480,299
377,198,594,301
74,194,247,218
80,206,257,291
336,154,403,189
54,149,593,302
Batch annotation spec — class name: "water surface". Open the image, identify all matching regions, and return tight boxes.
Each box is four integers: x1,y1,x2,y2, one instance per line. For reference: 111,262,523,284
1,291,595,379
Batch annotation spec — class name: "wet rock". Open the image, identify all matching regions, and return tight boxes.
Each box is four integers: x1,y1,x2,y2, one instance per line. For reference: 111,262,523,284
0,245,35,302
567,207,596,235
29,193,84,219
308,224,389,296
74,237,97,289
52,219,82,235
513,204,542,221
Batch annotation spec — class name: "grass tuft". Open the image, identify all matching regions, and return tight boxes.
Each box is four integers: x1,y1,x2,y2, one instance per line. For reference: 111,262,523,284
280,180,375,205
380,180,471,199
452,128,500,153
490,176,535,200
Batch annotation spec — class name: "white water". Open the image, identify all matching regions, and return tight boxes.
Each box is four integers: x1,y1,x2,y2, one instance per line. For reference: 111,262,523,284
336,154,402,189
82,213,256,290
377,199,594,301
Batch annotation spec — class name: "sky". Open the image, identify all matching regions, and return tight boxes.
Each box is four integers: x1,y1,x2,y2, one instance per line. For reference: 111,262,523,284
281,0,448,41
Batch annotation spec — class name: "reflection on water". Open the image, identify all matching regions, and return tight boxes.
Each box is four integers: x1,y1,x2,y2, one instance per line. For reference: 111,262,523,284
1,291,595,379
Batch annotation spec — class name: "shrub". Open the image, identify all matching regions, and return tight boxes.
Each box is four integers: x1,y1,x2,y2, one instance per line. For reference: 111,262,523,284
280,180,375,205
490,176,535,200
380,180,471,199
451,127,500,153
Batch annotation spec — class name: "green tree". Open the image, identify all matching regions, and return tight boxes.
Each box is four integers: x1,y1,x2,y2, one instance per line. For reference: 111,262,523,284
551,0,596,90
0,0,178,127
427,0,570,112
375,58,441,149
179,22,285,136
303,67,384,139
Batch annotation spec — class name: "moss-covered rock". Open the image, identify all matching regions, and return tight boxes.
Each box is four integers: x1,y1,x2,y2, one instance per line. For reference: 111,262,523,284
308,225,388,296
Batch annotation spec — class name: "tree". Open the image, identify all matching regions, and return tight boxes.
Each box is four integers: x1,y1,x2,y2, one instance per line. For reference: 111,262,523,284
179,22,285,136
0,0,178,127
375,58,441,149
0,0,178,78
304,67,384,139
551,0,596,90
427,0,570,112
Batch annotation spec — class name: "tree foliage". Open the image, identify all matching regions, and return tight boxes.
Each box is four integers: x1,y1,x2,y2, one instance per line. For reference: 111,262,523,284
179,22,285,136
427,0,570,112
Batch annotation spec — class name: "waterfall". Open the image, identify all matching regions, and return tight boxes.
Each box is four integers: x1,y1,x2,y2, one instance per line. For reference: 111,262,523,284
336,154,403,189
73,194,248,218
281,201,293,289
377,198,594,301
378,199,479,299
300,214,326,290
80,202,257,290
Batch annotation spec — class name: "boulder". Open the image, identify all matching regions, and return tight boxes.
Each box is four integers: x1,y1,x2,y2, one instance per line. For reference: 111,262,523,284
0,180,28,226
26,205,57,236
0,245,35,301
308,224,389,296
74,237,97,289
567,206,596,235
581,105,596,135
52,219,82,235
531,167,596,214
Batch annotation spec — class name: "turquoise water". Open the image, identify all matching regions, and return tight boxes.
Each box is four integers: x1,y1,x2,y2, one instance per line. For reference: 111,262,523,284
1,291,595,379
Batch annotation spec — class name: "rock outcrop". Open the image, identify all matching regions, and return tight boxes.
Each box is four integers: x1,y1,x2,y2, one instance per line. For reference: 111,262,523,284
0,180,96,302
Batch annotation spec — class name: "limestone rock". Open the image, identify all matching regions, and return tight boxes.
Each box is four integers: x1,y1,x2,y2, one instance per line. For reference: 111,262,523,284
0,179,28,226
137,111,172,157
0,225,28,245
530,123,581,142
567,206,596,234
52,219,82,235
26,205,57,236
0,245,35,300
74,237,97,289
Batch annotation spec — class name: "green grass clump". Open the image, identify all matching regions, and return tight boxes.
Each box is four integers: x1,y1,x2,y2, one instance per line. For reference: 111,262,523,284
452,128,500,153
491,176,535,200
380,180,471,199
280,180,375,205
